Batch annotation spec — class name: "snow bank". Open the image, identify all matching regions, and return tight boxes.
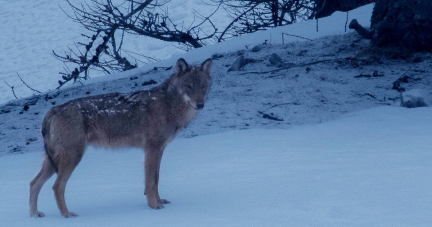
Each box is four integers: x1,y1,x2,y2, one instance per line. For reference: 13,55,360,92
0,1,374,104
80,3,374,86
1,106,431,226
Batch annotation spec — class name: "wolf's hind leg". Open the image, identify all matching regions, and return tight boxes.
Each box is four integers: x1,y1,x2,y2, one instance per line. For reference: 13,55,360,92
52,149,83,218
29,156,56,217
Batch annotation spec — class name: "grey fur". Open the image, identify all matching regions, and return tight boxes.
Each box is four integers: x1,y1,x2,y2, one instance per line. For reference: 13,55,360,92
29,58,212,218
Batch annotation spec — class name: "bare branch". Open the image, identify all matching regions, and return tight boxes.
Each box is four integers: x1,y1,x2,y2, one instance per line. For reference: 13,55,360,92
281,32,313,43
54,0,219,88
213,0,314,41
236,59,333,76
17,73,42,94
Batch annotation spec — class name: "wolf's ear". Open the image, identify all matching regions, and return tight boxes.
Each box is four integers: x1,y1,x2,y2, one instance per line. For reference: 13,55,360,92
200,58,212,75
175,58,189,75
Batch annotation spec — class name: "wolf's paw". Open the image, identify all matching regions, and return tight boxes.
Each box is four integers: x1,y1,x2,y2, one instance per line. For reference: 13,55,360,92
30,211,45,218
159,199,171,204
148,201,164,210
62,212,78,218
149,204,164,209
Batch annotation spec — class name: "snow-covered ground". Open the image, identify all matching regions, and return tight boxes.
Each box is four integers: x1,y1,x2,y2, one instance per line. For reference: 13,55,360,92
2,26,432,155
1,106,432,226
0,1,373,105
1,1,432,226
5,3,425,156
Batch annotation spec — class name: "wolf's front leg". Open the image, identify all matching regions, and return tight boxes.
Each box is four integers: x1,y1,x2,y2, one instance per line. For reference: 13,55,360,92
144,148,167,209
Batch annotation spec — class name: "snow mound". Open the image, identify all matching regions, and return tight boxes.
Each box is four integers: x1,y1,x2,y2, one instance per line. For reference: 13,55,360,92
2,30,432,155
401,89,432,108
1,106,432,226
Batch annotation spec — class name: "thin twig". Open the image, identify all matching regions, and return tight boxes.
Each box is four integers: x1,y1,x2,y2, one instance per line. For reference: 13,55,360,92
4,82,18,99
269,102,300,109
17,73,42,93
360,93,376,99
282,32,313,42
237,59,333,76
217,4,259,42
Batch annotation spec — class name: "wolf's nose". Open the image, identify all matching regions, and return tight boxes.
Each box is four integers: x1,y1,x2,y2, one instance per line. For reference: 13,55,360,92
196,103,204,110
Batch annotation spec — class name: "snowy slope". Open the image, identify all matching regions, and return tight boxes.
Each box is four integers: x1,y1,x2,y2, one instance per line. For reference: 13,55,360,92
2,26,432,156
1,106,431,226
64,3,376,87
2,3,402,156
0,0,230,105
0,2,373,105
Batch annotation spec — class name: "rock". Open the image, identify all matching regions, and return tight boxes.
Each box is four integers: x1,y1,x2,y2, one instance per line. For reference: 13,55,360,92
251,45,263,52
269,53,283,66
401,89,431,108
411,53,423,63
142,79,157,86
228,55,246,72
211,54,224,60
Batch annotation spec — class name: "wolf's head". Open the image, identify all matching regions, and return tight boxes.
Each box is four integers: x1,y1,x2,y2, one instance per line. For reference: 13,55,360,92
169,58,212,110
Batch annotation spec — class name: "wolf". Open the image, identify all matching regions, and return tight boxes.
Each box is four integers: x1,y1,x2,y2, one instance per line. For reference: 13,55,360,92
29,58,212,218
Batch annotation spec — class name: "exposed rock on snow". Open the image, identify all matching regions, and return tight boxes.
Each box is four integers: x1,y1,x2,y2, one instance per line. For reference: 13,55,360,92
227,55,246,72
269,53,283,66
401,89,431,108
251,45,263,52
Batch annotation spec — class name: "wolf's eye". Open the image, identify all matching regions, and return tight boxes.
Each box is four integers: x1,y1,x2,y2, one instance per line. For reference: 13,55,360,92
186,84,192,89
201,84,206,89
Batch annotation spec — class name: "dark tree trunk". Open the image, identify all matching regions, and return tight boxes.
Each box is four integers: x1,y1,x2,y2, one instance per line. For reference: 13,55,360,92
371,0,432,52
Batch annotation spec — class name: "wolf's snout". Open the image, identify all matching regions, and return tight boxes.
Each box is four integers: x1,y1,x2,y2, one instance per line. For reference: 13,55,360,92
196,103,204,110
